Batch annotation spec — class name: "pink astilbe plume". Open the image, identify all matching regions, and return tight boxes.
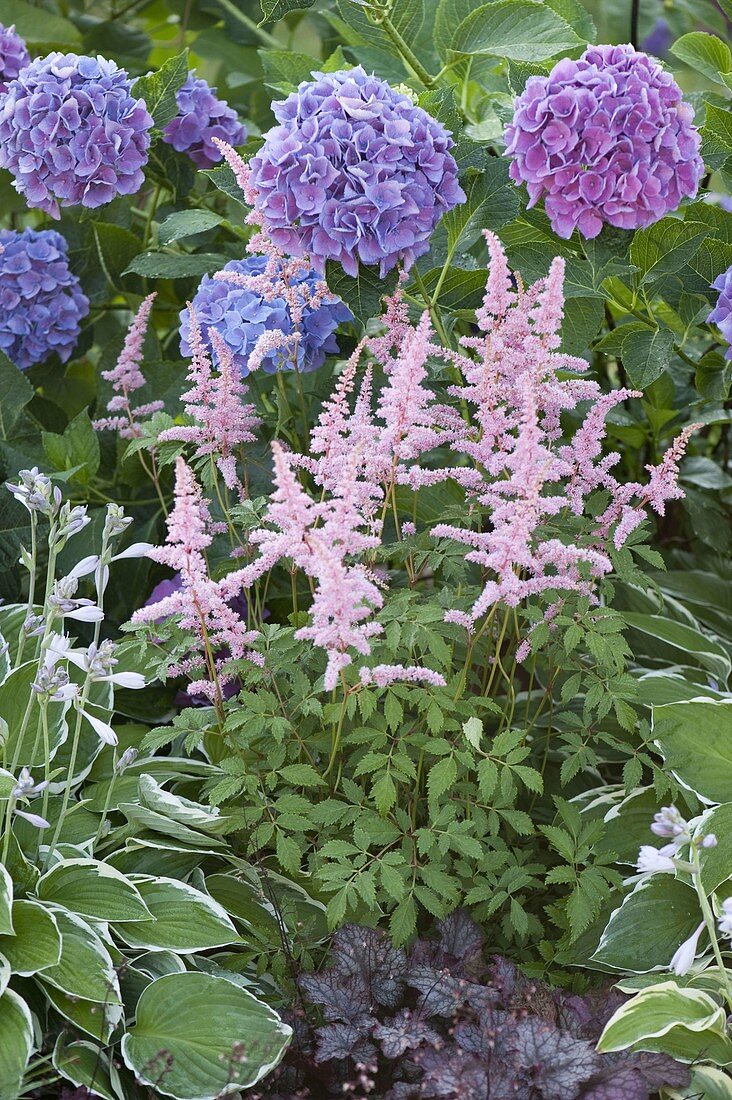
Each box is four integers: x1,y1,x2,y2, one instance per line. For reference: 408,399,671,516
420,233,696,629
360,664,447,688
132,457,260,702
93,293,164,438
158,308,259,489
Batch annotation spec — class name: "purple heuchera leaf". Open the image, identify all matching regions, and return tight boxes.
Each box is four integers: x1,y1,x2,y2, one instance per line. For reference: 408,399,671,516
328,924,408,1008
180,256,352,376
162,72,246,169
504,44,703,239
0,23,30,93
248,66,465,277
0,52,153,217
0,227,89,370
709,264,732,362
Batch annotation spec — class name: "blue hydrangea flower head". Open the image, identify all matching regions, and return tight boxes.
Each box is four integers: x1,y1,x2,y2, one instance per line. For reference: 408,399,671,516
504,44,703,240
709,264,732,362
0,23,30,93
0,52,154,217
0,228,89,370
248,66,465,278
179,256,353,376
162,72,247,169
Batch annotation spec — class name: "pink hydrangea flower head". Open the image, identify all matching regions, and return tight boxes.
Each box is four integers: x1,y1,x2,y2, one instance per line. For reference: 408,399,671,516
504,44,704,239
248,66,465,277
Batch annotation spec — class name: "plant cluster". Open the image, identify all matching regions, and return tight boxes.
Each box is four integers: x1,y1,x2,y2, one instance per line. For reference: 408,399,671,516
0,0,730,1097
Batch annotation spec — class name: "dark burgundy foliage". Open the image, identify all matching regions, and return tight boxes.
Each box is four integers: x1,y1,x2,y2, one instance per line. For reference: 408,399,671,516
254,911,690,1099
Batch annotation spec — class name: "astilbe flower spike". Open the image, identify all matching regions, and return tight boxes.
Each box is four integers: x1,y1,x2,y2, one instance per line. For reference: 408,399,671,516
504,44,703,239
0,228,89,370
132,457,260,702
93,293,163,438
159,308,259,489
248,66,465,277
0,23,30,93
0,52,153,217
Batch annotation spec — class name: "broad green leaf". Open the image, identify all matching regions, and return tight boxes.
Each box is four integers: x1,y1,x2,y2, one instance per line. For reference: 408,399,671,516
113,876,240,952
696,804,732,892
0,990,34,1100
0,900,61,975
52,1035,119,1100
442,161,520,258
598,981,732,1065
123,252,228,279
654,700,732,803
630,220,710,285
202,165,248,207
624,613,731,685
132,50,189,129
0,0,81,46
0,661,69,767
434,0,476,58
450,0,582,61
669,1066,732,1099
119,802,227,848
0,866,12,935
0,953,8,998
38,909,121,1005
138,774,225,832
0,354,33,443
42,410,100,485
92,223,144,290
259,0,314,24
325,261,398,329
158,210,223,245
670,33,732,87
121,972,291,1098
37,859,153,923
621,326,674,388
592,877,700,973
44,984,122,1044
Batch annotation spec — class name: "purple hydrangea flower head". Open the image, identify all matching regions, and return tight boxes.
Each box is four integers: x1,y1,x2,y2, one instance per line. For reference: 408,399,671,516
709,264,732,362
0,52,154,217
179,255,352,376
0,23,30,93
504,44,704,239
248,66,466,277
162,72,247,169
0,227,89,370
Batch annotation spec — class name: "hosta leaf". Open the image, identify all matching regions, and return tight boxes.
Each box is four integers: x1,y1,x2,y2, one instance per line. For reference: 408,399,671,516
37,859,153,923
113,876,241,952
38,909,121,1005
121,972,291,1098
53,1036,119,1100
0,900,61,975
0,990,34,1100
592,877,700,973
653,699,732,803
0,865,12,935
598,981,732,1065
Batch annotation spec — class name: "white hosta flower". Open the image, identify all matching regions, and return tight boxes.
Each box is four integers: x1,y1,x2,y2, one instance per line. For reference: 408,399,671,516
79,706,118,747
11,767,50,829
718,898,732,939
95,542,155,599
637,845,677,874
651,805,688,841
669,921,706,977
